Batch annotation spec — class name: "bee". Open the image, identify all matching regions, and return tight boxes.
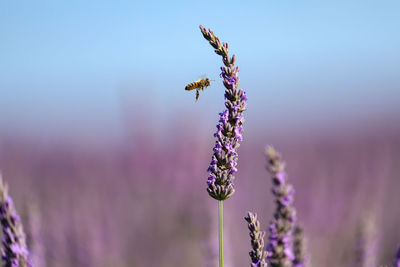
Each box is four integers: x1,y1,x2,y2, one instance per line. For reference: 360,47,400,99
185,78,211,101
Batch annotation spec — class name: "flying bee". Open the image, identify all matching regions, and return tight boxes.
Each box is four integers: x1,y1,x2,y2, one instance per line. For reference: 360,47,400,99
185,77,212,101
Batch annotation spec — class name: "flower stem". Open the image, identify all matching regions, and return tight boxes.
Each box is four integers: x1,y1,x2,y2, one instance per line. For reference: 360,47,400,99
219,200,224,267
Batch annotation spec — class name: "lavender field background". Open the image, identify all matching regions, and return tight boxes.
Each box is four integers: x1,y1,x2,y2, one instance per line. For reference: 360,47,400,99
1,1,400,266
1,125,400,266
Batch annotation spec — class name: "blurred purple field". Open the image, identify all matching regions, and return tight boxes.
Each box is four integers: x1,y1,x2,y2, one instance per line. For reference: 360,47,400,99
1,123,399,267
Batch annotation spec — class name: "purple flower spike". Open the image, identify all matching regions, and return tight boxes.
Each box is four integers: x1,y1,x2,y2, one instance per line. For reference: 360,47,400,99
0,174,31,267
396,246,400,267
265,146,300,267
200,25,247,201
245,212,268,267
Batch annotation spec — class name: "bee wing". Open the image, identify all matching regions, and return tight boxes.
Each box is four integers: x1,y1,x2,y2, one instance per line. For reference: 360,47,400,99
199,74,207,79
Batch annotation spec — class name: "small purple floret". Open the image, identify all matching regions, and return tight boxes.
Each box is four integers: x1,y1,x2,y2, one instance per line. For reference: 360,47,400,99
207,173,216,185
219,110,229,123
214,124,223,138
213,142,223,153
240,90,248,101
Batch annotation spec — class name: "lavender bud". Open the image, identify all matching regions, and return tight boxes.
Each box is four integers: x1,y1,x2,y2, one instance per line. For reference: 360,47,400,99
222,42,229,55
215,49,224,56
215,37,222,49
222,57,230,67
231,54,236,65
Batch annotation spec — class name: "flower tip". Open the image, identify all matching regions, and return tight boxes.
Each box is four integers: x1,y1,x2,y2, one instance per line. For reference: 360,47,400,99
245,211,256,221
265,145,276,158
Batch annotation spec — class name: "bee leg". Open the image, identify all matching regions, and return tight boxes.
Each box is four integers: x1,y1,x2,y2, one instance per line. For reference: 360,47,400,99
196,90,199,101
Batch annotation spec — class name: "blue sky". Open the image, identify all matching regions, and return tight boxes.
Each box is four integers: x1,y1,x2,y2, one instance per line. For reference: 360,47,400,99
1,0,399,142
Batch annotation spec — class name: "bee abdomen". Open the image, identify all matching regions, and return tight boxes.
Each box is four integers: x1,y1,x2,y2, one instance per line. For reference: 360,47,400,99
185,82,197,91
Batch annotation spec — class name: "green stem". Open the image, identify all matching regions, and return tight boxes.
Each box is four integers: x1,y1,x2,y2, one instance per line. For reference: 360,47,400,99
219,200,223,267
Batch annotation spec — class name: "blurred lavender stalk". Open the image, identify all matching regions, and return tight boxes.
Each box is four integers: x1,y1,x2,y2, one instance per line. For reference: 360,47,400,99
265,146,296,267
25,202,46,267
202,211,218,267
245,212,268,267
199,25,247,267
354,214,378,267
202,237,218,267
292,225,308,267
396,247,400,267
0,174,31,267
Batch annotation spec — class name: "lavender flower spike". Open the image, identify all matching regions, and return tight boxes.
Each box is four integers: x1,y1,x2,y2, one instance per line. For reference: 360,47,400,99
200,25,247,200
0,174,31,267
396,246,400,267
245,212,268,267
265,146,296,267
